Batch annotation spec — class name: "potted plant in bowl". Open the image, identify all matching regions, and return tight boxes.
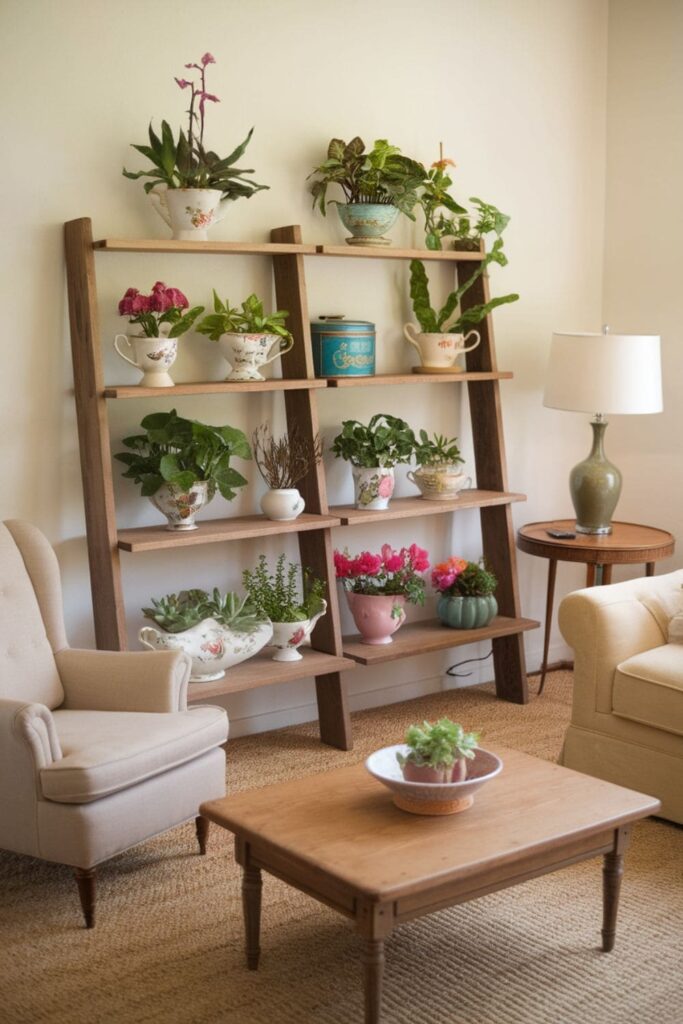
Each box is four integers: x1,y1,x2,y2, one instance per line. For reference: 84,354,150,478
114,281,203,388
252,424,323,521
407,431,470,500
432,557,498,629
139,588,272,682
396,718,480,783
331,414,415,510
123,53,268,240
308,137,425,247
242,554,327,662
334,543,429,645
114,408,251,530
196,291,294,381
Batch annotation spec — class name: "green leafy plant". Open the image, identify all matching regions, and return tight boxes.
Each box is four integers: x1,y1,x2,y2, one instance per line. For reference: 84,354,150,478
419,152,468,251
432,557,498,597
142,588,264,633
196,291,291,342
308,137,425,218
449,197,511,250
122,53,267,200
114,409,251,499
413,431,464,468
396,718,480,771
409,248,519,334
242,554,325,623
331,414,416,469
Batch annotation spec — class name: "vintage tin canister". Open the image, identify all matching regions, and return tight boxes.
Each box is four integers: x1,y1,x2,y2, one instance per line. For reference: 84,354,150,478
311,316,376,378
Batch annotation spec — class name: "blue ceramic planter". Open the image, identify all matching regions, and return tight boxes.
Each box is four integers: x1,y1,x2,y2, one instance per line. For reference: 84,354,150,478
311,316,375,378
337,203,399,246
437,595,498,630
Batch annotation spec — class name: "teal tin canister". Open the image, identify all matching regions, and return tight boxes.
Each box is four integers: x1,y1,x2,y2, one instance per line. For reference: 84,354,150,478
311,316,375,378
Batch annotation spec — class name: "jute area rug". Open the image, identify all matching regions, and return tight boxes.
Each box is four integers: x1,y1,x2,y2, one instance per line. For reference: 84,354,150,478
1,671,681,1024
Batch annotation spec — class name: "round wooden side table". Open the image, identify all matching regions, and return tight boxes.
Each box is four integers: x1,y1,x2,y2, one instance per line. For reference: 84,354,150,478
516,519,675,695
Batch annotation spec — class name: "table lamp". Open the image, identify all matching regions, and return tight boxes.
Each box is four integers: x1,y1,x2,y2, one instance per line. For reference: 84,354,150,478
543,327,662,534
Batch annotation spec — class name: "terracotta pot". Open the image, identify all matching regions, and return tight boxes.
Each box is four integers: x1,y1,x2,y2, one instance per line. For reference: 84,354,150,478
346,592,406,645
401,758,468,784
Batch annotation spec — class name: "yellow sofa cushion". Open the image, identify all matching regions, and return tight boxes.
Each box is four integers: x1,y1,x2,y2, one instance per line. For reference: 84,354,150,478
613,644,683,737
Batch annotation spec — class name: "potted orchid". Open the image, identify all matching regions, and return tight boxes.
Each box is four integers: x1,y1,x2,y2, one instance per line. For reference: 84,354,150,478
432,557,498,629
331,414,415,510
114,281,203,388
123,53,268,240
334,544,430,645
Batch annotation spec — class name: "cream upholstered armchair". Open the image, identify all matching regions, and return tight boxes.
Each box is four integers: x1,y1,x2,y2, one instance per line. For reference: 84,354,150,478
0,520,228,927
559,569,683,824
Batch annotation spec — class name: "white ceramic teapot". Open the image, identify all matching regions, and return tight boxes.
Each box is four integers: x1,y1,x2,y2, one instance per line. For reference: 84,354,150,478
403,323,481,372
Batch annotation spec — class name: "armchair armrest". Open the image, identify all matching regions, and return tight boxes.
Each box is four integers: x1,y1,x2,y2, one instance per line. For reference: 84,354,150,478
56,649,191,713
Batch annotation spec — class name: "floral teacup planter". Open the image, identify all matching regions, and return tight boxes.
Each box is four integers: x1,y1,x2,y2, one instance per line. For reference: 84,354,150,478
113,334,177,388
269,600,327,662
149,187,231,242
403,325,481,372
219,332,294,381
149,480,213,530
139,617,273,682
352,465,395,510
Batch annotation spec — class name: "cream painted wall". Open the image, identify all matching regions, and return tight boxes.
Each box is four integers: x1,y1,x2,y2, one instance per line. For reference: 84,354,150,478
600,0,683,571
0,0,609,734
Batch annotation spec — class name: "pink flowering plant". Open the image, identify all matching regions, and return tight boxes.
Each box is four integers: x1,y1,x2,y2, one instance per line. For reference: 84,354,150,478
123,53,267,200
118,281,203,338
334,544,430,614
432,556,497,597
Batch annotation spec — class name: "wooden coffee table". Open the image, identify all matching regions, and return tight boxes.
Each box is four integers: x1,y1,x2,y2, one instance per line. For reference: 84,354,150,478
201,748,659,1024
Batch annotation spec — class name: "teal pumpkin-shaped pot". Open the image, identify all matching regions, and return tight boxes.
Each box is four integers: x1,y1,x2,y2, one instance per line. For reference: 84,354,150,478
437,594,498,630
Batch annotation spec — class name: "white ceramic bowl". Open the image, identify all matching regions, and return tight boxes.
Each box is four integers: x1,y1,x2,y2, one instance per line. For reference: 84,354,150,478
365,744,503,815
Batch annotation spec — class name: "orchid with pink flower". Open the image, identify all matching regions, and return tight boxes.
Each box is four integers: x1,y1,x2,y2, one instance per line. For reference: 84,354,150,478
334,544,430,606
123,53,268,200
117,282,203,338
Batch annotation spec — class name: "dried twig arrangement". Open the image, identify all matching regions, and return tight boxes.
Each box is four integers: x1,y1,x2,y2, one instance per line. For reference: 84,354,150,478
252,425,323,489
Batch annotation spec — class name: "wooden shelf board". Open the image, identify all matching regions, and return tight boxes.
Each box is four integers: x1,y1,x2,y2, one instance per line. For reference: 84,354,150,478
187,649,356,702
315,245,484,262
326,371,513,387
343,616,539,666
104,378,326,398
332,491,526,526
94,239,316,255
118,512,340,552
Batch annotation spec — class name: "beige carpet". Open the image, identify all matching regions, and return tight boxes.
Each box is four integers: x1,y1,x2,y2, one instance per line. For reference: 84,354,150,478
1,671,681,1024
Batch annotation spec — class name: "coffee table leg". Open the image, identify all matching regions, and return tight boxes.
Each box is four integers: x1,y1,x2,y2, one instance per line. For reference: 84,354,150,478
602,826,630,952
362,938,385,1024
242,865,262,969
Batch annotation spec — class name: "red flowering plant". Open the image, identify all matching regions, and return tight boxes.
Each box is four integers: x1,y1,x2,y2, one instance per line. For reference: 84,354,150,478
334,544,430,615
118,281,203,338
432,556,497,597
123,52,267,200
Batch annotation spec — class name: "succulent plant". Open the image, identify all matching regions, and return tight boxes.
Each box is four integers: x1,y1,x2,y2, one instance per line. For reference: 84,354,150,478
142,588,264,634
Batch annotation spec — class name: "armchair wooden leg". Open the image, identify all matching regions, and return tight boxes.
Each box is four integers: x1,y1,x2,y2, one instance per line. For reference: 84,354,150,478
195,815,210,855
74,867,96,928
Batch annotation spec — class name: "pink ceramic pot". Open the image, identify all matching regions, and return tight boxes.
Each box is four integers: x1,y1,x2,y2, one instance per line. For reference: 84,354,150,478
346,592,406,645
402,758,468,784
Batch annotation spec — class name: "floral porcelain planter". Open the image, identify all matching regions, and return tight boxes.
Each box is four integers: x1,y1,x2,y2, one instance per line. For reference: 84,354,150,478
351,465,395,510
403,324,481,372
260,488,305,522
139,617,273,682
407,465,472,501
149,480,213,531
437,594,498,630
218,332,294,381
113,334,177,387
269,600,327,662
337,203,400,247
346,592,406,645
149,186,230,241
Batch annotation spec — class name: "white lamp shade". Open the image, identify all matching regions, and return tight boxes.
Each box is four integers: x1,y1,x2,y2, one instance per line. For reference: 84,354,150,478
543,332,662,414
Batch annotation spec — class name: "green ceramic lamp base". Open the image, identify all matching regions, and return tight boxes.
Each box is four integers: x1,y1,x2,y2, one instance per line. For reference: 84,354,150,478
569,417,622,536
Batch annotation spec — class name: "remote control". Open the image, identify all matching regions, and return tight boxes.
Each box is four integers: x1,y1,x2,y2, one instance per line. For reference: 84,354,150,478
546,529,576,539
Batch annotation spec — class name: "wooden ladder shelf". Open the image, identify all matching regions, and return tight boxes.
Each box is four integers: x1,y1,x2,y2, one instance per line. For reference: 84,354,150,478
64,217,537,751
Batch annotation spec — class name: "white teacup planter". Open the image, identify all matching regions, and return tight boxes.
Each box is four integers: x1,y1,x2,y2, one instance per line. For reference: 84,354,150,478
149,186,231,242
218,332,294,382
260,488,305,522
352,465,395,510
407,466,472,501
139,617,273,683
149,481,212,531
269,600,327,662
404,324,481,373
113,334,177,388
